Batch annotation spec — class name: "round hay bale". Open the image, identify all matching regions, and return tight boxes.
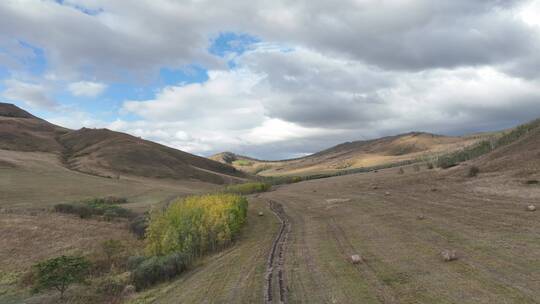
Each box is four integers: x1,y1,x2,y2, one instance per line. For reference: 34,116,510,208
350,254,362,264
385,192,391,196
441,249,458,262
527,205,536,212
258,211,264,216
416,215,426,220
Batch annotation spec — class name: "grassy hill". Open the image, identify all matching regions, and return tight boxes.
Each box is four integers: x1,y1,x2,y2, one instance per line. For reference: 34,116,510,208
0,102,245,184
211,132,484,176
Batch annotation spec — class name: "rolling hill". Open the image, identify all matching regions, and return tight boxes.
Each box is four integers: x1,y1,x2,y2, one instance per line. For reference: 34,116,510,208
211,132,484,176
0,102,245,184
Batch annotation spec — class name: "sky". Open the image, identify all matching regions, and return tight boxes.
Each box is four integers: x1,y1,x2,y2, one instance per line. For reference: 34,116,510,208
1,0,540,159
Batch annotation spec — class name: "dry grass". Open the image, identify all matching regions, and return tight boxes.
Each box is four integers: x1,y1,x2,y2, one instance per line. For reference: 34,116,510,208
254,165,540,303
212,132,486,177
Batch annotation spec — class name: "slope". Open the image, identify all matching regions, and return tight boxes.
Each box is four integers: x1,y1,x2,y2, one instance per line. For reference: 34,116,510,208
212,132,482,176
0,102,245,184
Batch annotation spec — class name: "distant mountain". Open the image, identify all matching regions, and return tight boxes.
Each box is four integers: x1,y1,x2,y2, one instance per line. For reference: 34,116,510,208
0,102,245,184
211,132,483,176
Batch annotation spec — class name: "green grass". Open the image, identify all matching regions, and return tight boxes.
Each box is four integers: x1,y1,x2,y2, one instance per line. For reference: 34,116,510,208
225,182,271,194
233,160,253,166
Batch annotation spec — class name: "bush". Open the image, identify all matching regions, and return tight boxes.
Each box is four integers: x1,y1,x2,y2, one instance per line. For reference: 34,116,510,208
54,203,92,218
54,198,135,220
427,163,434,170
131,253,188,290
467,166,480,177
146,194,248,257
398,168,405,175
225,182,271,195
32,255,91,299
127,256,146,271
129,215,148,239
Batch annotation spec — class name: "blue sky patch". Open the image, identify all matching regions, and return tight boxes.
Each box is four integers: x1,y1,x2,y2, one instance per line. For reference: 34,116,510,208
209,32,260,58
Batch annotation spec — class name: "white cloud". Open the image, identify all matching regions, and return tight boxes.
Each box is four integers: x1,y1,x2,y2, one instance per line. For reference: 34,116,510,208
4,0,540,159
115,46,540,158
68,81,107,97
2,79,58,109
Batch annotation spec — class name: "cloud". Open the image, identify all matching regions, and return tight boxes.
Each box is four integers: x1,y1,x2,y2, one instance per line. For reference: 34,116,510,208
68,81,107,97
1,0,538,79
2,79,58,109
4,0,540,159
114,45,540,158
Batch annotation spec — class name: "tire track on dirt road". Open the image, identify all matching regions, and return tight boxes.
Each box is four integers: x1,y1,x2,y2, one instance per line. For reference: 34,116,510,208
265,200,290,304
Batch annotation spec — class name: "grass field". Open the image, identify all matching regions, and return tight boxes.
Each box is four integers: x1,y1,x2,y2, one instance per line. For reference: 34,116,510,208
255,165,540,303
0,150,218,210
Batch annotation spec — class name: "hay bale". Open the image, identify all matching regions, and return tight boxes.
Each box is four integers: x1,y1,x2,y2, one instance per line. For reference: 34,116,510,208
372,185,379,190
416,215,426,220
258,211,264,216
385,192,391,196
350,254,362,264
441,249,458,262
527,205,536,212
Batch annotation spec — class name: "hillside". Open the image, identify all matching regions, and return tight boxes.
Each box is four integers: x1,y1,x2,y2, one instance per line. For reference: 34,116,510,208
0,102,245,184
0,103,69,153
475,120,540,175
212,132,483,176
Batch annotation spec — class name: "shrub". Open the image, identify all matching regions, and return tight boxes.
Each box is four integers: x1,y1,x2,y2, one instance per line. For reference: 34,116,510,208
131,253,188,290
32,255,91,299
127,256,146,271
467,166,480,177
54,198,135,220
129,215,148,239
54,203,93,218
225,182,271,195
146,193,248,257
398,168,405,175
426,163,434,170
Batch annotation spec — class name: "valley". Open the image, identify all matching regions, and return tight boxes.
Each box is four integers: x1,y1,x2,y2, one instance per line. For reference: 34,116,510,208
1,103,539,304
